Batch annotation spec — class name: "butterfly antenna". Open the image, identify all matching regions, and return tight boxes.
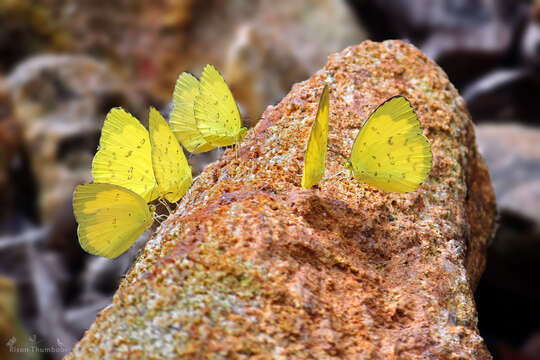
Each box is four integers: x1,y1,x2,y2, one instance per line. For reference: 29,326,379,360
153,213,169,223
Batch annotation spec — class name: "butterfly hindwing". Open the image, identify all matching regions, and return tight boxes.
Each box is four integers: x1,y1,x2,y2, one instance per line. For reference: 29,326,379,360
73,183,154,259
92,108,159,202
170,72,214,153
302,86,329,189
350,96,432,193
149,107,192,203
194,64,246,147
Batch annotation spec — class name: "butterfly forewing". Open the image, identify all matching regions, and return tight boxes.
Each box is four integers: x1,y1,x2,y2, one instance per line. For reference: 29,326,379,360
194,64,244,147
170,72,214,153
92,108,159,202
149,107,192,203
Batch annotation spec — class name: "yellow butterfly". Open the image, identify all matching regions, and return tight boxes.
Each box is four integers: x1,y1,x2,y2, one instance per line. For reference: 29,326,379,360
170,72,215,153
345,96,432,193
195,64,247,148
80,107,192,258
171,65,247,152
73,183,155,259
92,107,159,202
148,107,192,203
301,85,329,189
92,107,192,203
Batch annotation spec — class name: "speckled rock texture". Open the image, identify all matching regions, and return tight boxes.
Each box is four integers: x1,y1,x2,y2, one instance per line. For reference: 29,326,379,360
66,40,496,359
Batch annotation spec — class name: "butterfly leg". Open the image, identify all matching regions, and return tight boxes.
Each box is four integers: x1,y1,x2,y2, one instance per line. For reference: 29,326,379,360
158,198,173,216
332,168,353,182
164,201,172,216
152,213,164,224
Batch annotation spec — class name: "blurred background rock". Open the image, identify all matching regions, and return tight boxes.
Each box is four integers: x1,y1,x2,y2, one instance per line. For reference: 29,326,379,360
0,0,537,359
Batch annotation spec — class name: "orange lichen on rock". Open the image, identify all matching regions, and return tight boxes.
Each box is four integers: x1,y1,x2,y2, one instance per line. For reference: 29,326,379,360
66,40,496,359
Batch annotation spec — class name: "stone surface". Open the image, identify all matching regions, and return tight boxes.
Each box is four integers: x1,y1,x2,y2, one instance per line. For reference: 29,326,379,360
66,40,495,359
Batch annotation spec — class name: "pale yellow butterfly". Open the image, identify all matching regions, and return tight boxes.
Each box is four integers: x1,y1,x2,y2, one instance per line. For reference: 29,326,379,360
346,96,432,193
301,85,329,189
73,183,155,259
194,64,247,147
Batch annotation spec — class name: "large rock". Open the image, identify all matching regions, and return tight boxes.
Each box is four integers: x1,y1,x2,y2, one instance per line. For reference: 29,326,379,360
66,40,496,359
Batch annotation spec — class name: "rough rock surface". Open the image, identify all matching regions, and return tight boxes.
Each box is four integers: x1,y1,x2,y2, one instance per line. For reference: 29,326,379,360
66,40,496,359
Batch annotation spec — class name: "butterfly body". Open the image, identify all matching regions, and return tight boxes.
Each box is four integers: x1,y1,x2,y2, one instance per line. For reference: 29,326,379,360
172,64,247,152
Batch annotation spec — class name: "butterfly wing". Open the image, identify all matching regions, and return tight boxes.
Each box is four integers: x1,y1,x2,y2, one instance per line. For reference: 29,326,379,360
301,86,329,189
73,183,154,259
170,72,215,153
194,64,246,147
350,96,432,193
92,108,158,202
149,107,192,203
